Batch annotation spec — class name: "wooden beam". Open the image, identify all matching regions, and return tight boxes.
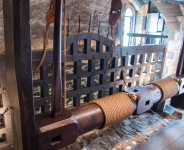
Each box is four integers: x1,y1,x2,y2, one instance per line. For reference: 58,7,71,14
51,0,63,117
10,0,37,149
3,0,23,149
176,34,184,76
127,33,168,38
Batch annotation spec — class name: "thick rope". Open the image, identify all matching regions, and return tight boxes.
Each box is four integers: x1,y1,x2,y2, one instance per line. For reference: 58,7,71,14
91,92,134,128
34,0,56,72
63,4,67,108
127,92,137,101
151,78,179,102
34,0,54,73
34,22,50,72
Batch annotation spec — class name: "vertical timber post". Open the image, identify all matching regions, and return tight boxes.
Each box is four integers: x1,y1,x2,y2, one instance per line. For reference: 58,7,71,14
4,0,37,149
51,0,63,117
3,0,23,149
176,33,184,76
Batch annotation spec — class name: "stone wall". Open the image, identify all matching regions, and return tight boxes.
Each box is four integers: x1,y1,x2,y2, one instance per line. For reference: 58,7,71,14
0,0,110,52
163,32,183,77
30,0,113,51
0,0,146,53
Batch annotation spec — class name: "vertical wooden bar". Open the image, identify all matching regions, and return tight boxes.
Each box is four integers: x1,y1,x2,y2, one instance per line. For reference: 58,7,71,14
88,15,91,33
78,15,81,33
122,54,129,89
86,60,95,101
96,36,104,53
3,1,24,149
176,34,184,76
67,17,69,36
160,48,167,78
84,36,91,58
145,53,152,73
99,58,108,97
51,0,63,117
6,0,37,149
138,53,146,85
40,65,50,112
98,21,100,34
109,57,117,95
131,54,138,85
73,61,82,107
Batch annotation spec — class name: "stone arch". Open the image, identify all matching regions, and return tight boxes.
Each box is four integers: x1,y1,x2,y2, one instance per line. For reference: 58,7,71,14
151,0,182,32
150,0,183,77
130,0,142,11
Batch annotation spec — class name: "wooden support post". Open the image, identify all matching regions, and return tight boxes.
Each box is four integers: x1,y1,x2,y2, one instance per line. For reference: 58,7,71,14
4,0,37,149
3,1,23,149
176,34,184,76
51,0,63,117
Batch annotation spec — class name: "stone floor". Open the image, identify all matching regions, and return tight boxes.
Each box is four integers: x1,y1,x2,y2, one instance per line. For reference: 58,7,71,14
60,111,177,150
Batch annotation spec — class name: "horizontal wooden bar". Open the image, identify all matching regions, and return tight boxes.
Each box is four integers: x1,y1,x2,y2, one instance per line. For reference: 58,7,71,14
165,0,184,4
127,33,168,38
34,97,51,107
114,45,166,56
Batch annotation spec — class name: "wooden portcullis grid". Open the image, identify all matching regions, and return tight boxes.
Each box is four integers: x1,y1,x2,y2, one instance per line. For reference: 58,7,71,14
32,32,167,113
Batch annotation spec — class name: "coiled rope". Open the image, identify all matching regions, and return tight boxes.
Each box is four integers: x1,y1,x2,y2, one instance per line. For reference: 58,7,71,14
151,78,179,102
91,92,134,128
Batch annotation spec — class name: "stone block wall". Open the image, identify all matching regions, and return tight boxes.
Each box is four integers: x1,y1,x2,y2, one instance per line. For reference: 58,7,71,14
0,0,145,53
30,0,112,51
163,32,183,77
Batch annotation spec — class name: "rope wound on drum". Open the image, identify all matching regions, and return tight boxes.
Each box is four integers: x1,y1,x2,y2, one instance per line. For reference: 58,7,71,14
151,77,179,102
90,92,134,128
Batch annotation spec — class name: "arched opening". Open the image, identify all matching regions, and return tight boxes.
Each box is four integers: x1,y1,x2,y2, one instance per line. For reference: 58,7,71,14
123,7,135,46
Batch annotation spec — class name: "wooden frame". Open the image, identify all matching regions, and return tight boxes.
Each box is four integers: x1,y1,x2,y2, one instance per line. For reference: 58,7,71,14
32,33,166,112
3,0,37,149
2,0,167,149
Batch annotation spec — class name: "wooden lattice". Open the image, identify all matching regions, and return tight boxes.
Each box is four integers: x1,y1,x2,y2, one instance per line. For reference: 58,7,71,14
32,33,166,113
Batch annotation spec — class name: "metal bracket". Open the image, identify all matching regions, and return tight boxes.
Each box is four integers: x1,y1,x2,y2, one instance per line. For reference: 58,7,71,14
125,84,162,115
